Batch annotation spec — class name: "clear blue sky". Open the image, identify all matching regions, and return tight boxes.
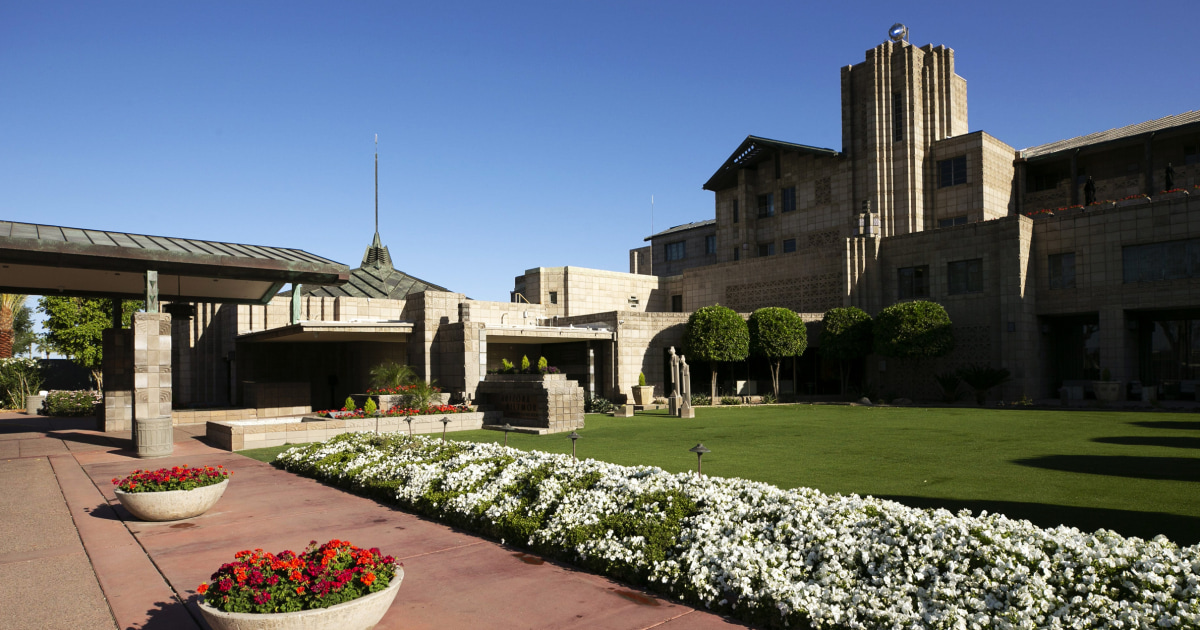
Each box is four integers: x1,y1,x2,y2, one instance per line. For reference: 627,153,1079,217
3,1,1197,311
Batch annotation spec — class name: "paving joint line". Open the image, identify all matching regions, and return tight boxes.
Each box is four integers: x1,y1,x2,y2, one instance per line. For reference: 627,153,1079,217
639,609,697,628
48,454,121,630
71,452,206,630
395,539,487,561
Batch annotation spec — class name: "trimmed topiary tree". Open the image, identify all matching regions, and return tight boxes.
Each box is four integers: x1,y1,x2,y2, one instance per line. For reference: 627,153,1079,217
820,307,873,396
872,300,955,360
748,307,807,400
684,305,749,401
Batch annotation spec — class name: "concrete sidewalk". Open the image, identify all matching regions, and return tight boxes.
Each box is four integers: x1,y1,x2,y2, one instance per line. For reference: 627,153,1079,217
0,412,749,630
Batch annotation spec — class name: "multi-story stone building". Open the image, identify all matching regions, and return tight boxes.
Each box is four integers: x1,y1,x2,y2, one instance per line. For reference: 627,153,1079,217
157,28,1200,419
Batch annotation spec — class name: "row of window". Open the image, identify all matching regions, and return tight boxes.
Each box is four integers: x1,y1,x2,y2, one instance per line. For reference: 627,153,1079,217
733,187,800,223
897,259,984,298
663,235,718,262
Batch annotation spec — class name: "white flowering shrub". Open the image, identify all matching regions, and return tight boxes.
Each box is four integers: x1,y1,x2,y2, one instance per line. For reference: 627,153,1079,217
276,433,1200,629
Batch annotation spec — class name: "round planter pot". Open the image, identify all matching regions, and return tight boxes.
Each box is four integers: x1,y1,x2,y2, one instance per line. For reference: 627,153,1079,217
114,478,229,522
198,566,404,630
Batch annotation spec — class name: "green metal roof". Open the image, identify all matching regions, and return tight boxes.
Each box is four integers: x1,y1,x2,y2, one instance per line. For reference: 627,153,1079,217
302,232,451,299
0,220,349,304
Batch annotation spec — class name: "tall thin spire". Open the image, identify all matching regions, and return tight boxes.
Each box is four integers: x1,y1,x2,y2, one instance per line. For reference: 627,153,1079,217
374,133,379,236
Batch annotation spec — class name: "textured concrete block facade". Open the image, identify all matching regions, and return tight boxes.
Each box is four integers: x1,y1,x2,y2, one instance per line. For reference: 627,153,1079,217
132,313,172,422
476,374,584,433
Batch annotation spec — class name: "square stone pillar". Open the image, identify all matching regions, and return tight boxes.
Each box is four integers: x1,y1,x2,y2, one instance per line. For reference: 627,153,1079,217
133,313,174,458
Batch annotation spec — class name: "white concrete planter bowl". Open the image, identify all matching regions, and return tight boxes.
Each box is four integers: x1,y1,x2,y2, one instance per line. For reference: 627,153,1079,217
198,566,404,630
114,478,229,522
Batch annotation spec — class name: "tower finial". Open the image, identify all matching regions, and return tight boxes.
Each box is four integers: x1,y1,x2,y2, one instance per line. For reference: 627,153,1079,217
374,133,379,236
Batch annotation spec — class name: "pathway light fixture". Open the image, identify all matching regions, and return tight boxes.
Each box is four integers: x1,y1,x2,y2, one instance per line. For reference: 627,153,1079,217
568,431,580,459
404,416,413,436
441,416,451,441
502,423,514,447
689,443,711,476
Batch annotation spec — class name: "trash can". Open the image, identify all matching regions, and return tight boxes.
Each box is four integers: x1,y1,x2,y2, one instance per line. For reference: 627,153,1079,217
26,394,45,416
134,416,174,458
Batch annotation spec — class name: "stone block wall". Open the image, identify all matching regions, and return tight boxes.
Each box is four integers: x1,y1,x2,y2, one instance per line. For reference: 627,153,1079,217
476,374,583,433
102,327,134,431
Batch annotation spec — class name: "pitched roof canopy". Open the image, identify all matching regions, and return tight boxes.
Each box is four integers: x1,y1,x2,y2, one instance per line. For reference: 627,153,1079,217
302,232,450,299
0,220,348,304
644,219,716,242
703,135,839,192
1020,110,1200,161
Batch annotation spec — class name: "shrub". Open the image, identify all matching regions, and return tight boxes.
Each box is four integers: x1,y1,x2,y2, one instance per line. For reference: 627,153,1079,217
45,390,99,416
638,371,646,387
501,358,515,374
584,395,616,414
748,307,807,401
0,357,42,409
935,372,963,402
364,397,378,416
521,355,531,372
538,356,548,372
820,307,873,396
760,392,777,404
685,305,749,402
343,396,357,412
690,393,711,406
368,360,416,391
873,300,955,359
719,395,741,405
957,364,1012,405
399,381,442,411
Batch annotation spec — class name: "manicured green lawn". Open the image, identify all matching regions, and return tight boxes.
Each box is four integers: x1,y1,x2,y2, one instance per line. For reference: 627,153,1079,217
240,405,1200,544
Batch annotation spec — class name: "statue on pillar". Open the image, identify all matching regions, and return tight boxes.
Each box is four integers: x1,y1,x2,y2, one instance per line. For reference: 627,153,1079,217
1165,163,1176,191
668,346,682,415
1084,176,1096,206
679,355,694,418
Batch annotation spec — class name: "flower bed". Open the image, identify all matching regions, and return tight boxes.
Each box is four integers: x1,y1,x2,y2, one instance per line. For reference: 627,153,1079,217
112,464,230,492
365,384,440,396
198,539,398,613
276,434,1200,629
318,404,472,419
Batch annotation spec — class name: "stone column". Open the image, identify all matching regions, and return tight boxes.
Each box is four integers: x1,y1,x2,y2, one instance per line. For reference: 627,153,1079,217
101,327,133,432
133,312,173,458
1098,307,1129,402
586,344,594,398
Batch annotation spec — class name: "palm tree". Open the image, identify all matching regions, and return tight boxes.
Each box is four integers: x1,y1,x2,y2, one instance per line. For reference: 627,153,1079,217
0,294,27,359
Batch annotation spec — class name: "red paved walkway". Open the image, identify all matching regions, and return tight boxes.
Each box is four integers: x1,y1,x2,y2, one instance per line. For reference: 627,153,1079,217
0,412,749,629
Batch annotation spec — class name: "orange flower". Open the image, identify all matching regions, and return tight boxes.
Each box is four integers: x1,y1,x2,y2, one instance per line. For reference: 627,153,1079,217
295,586,305,594
197,583,208,594
361,572,376,586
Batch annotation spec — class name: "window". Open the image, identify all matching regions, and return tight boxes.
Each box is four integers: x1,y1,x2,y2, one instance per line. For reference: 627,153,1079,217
733,248,740,261
937,215,968,228
947,259,983,294
705,234,716,255
1029,171,1063,193
1048,253,1076,289
758,243,775,257
1123,238,1200,283
671,295,683,313
938,156,967,187
897,265,930,299
665,241,686,261
757,193,774,218
549,291,558,304
783,238,796,253
782,187,796,213
1186,145,1200,166
732,199,739,223
892,91,904,142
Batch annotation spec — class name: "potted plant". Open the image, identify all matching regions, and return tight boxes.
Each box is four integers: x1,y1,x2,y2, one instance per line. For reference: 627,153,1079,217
197,539,403,630
112,464,230,522
632,372,654,406
1093,368,1121,402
